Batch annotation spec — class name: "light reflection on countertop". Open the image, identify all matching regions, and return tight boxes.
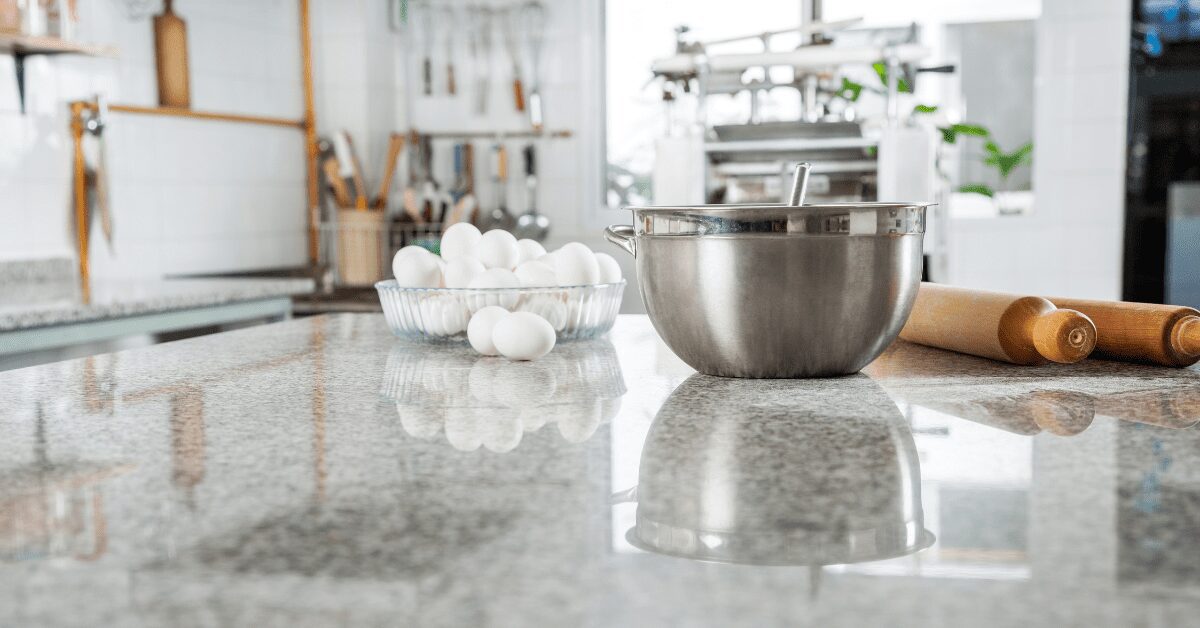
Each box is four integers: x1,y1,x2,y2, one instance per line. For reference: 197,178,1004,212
0,277,315,331
3,314,1200,626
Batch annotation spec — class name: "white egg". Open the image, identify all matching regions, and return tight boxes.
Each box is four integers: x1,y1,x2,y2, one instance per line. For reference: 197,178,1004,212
477,229,520,269
594,252,623,284
444,257,486,289
467,306,510,356
554,242,601,286
517,294,568,331
467,268,521,310
440,222,482,262
514,260,558,287
492,311,557,361
515,238,547,264
392,246,442,288
537,251,558,270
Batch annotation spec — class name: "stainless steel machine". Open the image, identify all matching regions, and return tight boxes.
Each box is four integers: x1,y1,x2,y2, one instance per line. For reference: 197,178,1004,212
646,1,944,208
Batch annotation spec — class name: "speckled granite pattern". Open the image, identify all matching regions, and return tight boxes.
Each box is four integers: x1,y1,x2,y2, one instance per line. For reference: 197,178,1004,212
3,314,1200,627
0,277,315,331
0,258,74,283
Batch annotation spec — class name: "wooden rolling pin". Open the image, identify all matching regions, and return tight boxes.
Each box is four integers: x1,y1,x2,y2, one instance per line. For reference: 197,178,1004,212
1046,298,1200,367
900,283,1097,365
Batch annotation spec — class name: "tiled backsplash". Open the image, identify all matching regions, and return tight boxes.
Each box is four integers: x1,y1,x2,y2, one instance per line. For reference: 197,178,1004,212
0,0,602,281
946,0,1130,300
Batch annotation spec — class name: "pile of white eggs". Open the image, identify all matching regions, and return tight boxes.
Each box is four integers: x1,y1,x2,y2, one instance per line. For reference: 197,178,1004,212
391,223,623,361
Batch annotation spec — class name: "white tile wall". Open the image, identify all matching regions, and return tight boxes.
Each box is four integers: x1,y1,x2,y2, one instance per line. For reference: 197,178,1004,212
0,0,314,278
1,0,607,283
947,0,1130,300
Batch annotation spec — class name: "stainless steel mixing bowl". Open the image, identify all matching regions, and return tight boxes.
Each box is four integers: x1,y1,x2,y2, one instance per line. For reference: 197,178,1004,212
605,201,930,378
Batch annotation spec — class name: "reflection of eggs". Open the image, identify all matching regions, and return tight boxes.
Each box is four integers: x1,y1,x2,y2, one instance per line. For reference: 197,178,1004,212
556,401,603,443
600,396,623,422
444,408,483,452
519,408,548,432
397,403,444,440
480,410,524,453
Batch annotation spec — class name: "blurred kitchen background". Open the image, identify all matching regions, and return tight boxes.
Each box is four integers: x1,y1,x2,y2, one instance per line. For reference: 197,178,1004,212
0,0,1196,356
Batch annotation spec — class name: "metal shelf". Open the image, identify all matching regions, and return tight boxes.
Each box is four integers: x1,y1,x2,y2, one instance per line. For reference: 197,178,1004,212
0,34,118,113
705,137,877,153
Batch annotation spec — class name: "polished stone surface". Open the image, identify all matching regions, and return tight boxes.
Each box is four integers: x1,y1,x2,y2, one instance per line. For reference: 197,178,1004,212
3,314,1200,626
0,277,315,331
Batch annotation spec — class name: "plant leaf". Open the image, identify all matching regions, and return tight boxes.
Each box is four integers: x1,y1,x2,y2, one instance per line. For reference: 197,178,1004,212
871,61,912,93
939,126,957,144
984,140,1001,155
952,123,990,137
839,77,864,102
913,104,939,114
958,184,995,198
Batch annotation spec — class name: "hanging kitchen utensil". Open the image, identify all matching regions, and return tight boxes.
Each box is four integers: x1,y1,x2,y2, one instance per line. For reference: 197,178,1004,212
402,131,424,223
323,157,352,207
332,131,369,210
375,133,405,209
85,95,113,250
501,6,525,112
514,142,549,241
469,6,492,115
518,1,546,131
420,134,441,223
440,5,457,95
153,0,190,108
487,142,516,230
414,0,434,96
455,143,479,226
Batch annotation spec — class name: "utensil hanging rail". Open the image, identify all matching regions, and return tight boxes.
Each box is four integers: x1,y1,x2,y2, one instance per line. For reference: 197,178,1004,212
73,103,305,128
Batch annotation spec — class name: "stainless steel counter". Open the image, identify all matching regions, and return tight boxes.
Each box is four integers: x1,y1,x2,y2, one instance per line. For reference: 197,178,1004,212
2,314,1200,627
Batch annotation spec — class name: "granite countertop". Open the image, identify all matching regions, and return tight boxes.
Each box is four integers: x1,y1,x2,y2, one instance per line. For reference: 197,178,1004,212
3,314,1200,627
0,276,315,332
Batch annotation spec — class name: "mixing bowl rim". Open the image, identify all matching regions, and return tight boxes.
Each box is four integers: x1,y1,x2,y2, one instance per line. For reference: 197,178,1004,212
624,201,937,214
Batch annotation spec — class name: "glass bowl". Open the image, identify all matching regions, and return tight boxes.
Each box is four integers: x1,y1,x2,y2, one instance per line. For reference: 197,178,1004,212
375,279,626,342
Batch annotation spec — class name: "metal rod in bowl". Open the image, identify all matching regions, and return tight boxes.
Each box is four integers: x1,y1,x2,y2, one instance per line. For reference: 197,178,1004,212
789,162,811,206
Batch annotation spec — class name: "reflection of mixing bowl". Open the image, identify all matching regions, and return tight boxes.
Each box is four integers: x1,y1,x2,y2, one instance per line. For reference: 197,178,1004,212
626,374,933,565
380,340,626,451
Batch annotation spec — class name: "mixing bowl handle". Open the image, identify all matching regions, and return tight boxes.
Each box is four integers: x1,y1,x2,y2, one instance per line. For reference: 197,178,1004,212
604,225,636,257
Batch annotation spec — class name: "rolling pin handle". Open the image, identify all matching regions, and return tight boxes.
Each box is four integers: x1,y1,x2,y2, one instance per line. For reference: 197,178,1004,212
1031,309,1097,364
1173,316,1200,359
